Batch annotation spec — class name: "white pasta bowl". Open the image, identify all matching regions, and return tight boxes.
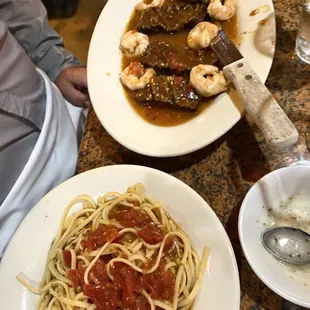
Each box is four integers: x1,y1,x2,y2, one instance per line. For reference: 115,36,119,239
239,165,310,307
88,0,276,157
0,165,240,309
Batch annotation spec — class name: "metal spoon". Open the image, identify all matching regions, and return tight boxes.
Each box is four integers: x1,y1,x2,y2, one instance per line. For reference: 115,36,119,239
261,227,310,264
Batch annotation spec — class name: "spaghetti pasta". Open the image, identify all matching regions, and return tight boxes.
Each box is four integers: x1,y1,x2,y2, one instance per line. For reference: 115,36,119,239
17,183,210,310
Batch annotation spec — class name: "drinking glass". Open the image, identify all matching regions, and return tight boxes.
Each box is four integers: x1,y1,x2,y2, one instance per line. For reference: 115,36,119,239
296,0,310,64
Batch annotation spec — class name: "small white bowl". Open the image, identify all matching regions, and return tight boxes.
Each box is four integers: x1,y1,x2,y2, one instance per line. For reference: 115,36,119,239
239,165,310,307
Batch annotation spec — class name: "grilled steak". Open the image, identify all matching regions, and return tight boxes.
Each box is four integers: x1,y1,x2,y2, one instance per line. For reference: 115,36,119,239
137,2,209,34
141,41,218,74
135,75,200,110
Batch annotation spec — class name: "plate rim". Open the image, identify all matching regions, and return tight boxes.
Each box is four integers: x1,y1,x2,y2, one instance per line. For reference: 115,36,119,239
87,0,276,157
238,165,310,308
0,164,240,309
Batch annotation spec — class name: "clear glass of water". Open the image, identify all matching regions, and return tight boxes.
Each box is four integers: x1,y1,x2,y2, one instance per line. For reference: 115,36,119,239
296,0,310,64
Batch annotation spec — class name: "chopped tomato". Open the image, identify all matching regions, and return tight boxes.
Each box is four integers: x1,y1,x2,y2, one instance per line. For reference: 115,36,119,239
114,234,124,244
68,260,110,289
112,263,137,306
68,262,85,288
143,257,157,272
138,223,164,244
89,259,109,284
63,250,72,268
136,295,149,310
112,263,151,310
85,224,119,251
66,219,176,310
122,285,137,309
83,283,119,310
164,236,175,251
140,261,175,302
114,209,151,228
71,259,174,310
128,62,144,77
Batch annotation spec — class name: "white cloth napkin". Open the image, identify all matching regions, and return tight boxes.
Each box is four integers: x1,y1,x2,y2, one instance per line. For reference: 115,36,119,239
0,69,84,257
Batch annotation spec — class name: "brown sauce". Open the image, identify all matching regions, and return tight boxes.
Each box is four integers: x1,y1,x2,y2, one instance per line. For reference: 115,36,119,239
121,5,239,127
258,18,268,26
249,4,271,17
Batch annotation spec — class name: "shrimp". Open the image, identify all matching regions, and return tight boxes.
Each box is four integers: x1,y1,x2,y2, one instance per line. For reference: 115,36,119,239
120,30,149,58
121,62,155,91
207,0,236,21
135,0,165,11
187,22,219,50
190,64,227,97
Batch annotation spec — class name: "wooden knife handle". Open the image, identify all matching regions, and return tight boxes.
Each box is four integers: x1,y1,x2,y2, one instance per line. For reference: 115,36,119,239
223,58,298,149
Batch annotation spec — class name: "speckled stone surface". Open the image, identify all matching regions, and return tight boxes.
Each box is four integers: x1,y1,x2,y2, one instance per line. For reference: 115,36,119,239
56,0,310,308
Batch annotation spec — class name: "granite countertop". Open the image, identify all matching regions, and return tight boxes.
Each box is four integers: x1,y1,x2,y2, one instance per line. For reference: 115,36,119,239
76,0,310,308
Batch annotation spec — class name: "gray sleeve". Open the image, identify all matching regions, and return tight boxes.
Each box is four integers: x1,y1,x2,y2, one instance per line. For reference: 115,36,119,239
0,21,46,130
0,0,82,81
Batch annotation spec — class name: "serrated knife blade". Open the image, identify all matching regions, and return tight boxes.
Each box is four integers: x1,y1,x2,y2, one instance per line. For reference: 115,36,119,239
211,30,243,66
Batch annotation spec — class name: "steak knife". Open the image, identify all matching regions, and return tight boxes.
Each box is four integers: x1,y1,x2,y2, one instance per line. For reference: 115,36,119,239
210,30,298,149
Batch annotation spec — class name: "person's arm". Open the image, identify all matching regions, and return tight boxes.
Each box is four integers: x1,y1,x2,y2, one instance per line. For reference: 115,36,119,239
0,25,6,51
0,0,89,107
0,0,79,81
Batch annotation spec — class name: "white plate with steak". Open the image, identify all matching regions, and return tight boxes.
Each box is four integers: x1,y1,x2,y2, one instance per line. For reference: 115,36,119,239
88,0,275,157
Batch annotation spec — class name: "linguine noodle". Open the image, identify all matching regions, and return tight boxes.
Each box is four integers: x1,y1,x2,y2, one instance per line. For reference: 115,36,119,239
17,183,209,310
